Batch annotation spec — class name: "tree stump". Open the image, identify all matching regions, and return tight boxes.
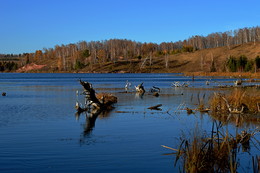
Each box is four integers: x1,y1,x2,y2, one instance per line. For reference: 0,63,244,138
78,80,117,111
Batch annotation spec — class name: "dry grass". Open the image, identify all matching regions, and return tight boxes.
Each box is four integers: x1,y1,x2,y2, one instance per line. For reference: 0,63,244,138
185,72,260,79
177,132,234,172
16,42,260,73
210,89,260,114
163,123,259,172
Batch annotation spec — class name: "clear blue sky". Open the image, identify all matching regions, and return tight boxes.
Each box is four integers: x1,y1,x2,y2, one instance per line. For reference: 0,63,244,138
1,0,259,54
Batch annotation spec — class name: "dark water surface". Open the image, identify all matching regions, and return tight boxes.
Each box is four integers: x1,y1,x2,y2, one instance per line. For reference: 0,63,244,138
0,73,259,172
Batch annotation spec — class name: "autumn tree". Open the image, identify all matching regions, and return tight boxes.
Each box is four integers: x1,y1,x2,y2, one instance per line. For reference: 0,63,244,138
27,25,260,72
34,50,43,61
97,49,106,63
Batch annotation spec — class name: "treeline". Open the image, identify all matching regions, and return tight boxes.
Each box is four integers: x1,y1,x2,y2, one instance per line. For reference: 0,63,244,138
0,62,18,71
3,26,260,71
226,55,260,72
183,26,260,50
0,54,23,58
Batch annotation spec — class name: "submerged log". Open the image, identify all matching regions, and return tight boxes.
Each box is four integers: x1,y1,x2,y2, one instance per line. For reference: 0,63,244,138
79,80,101,108
77,80,117,143
79,79,117,111
148,104,162,110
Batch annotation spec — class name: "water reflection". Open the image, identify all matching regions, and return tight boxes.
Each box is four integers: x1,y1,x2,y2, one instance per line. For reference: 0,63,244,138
3,73,259,173
209,113,260,128
76,108,113,144
135,92,144,99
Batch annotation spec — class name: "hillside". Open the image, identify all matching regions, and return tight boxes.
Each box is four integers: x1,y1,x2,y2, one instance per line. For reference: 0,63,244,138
18,42,259,75
1,26,259,75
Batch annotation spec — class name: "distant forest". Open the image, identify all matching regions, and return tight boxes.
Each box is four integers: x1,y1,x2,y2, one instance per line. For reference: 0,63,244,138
1,26,260,71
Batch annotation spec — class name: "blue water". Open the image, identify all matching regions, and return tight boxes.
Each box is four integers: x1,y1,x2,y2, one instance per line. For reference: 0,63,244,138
0,73,259,172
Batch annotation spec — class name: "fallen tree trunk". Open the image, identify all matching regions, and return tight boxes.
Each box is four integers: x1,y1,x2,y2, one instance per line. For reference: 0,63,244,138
80,80,102,109
78,79,117,111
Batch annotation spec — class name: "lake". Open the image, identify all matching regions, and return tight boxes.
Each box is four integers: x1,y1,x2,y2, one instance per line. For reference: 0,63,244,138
0,73,259,172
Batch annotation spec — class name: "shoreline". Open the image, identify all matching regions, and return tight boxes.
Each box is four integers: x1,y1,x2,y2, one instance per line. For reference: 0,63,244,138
2,70,260,79
184,72,260,79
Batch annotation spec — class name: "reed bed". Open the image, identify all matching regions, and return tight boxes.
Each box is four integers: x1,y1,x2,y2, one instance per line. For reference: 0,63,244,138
210,89,260,114
162,122,259,173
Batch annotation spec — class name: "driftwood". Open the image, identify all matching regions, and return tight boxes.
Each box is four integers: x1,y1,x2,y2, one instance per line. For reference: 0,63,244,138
149,86,160,93
148,104,162,110
186,107,193,114
183,107,209,114
79,80,101,109
221,95,245,114
125,80,131,92
76,80,117,143
135,82,145,94
75,101,88,113
172,82,189,87
197,108,210,113
234,79,242,86
153,92,159,97
78,80,117,112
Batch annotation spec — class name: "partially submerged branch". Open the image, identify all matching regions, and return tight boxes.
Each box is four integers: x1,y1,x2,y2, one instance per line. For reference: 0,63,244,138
148,104,162,110
78,79,117,112
135,82,145,94
210,90,260,114
221,95,245,114
79,79,101,108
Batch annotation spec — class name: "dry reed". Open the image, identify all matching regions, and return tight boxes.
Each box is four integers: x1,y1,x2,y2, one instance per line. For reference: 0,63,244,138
163,122,259,172
210,89,260,114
